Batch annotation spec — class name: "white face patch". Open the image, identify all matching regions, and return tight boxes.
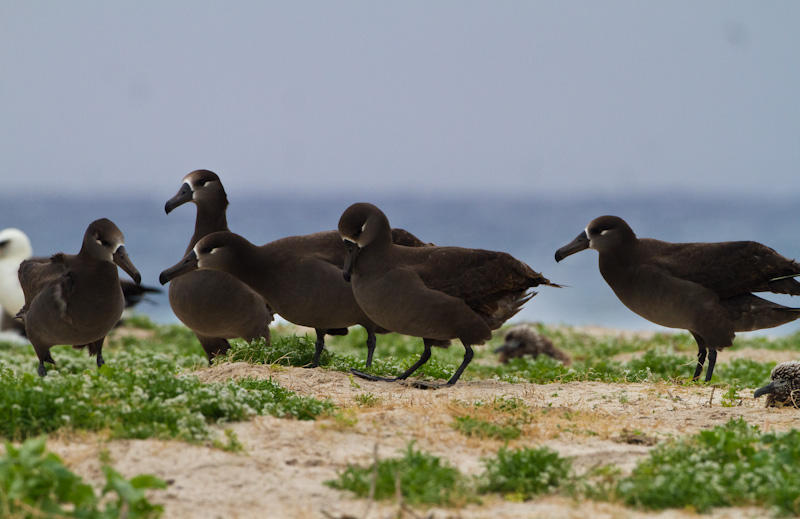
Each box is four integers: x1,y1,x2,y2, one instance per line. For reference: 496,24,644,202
584,226,597,250
194,244,219,257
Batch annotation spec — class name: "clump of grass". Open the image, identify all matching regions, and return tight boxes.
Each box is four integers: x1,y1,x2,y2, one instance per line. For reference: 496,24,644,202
616,418,800,516
714,358,775,388
478,445,572,499
326,442,472,506
212,429,245,453
0,366,334,442
451,396,531,441
225,335,325,367
452,415,521,441
719,386,741,407
0,437,166,519
354,393,381,407
622,348,688,380
226,334,458,383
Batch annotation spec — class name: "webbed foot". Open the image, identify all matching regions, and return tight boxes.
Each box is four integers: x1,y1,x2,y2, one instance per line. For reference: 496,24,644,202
350,369,397,382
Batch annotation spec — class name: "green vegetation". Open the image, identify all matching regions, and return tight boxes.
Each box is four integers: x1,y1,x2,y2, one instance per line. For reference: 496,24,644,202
327,441,574,506
326,442,472,506
2,317,799,516
478,446,573,499
616,418,800,516
0,318,333,444
0,364,333,443
452,415,522,441
0,437,165,519
328,421,800,517
450,397,532,441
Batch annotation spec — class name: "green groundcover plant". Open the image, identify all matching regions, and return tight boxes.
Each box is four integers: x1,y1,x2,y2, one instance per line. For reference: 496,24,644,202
0,437,165,519
616,418,800,516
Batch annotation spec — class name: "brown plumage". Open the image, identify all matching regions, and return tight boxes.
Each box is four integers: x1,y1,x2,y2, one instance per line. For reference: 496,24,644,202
338,202,560,388
495,324,571,365
754,361,800,408
159,224,430,368
17,219,142,376
0,227,158,335
555,215,800,382
164,170,272,363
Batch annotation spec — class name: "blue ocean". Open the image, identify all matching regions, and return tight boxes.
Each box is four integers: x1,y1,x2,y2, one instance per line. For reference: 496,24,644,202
2,192,799,336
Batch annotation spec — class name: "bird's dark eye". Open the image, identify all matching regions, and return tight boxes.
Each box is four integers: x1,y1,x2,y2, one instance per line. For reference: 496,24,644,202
100,239,111,247
197,179,208,187
200,246,213,254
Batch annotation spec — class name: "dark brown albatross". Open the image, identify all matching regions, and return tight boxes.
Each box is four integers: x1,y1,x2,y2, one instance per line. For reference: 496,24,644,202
555,215,800,382
16,219,142,376
164,170,272,363
159,228,429,368
338,202,560,389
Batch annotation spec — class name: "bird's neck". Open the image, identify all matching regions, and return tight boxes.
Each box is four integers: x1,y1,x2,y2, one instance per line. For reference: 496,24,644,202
188,204,229,252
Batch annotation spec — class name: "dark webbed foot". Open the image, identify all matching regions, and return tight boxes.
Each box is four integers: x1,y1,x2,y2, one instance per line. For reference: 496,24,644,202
96,352,105,368
37,361,47,377
350,369,398,382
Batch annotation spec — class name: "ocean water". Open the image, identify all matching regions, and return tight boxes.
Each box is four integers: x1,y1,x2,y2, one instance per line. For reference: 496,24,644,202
2,192,799,337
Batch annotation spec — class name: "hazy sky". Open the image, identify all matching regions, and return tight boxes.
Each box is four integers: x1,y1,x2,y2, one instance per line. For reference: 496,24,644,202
2,2,799,198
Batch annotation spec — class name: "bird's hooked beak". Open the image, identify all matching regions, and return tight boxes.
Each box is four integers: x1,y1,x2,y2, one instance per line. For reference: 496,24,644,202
342,239,360,282
165,182,193,214
555,231,590,262
754,379,788,398
113,245,142,285
494,339,523,354
159,250,199,285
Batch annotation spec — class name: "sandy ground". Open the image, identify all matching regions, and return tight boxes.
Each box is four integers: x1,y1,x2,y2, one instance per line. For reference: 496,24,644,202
38,355,799,519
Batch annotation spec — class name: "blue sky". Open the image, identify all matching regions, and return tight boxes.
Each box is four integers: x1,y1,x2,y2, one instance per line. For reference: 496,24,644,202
2,2,799,199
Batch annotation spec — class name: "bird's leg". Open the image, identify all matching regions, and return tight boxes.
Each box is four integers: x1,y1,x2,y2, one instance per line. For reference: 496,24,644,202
90,338,105,368
412,343,474,390
365,330,377,368
307,329,326,368
37,350,56,377
351,339,433,383
691,333,707,381
196,334,231,365
704,348,718,382
692,347,707,381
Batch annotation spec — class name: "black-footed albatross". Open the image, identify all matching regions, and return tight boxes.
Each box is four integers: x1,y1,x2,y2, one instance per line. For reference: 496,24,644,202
159,230,397,368
165,170,273,363
16,219,142,376
338,202,561,389
555,215,800,382
754,361,800,407
0,227,158,335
